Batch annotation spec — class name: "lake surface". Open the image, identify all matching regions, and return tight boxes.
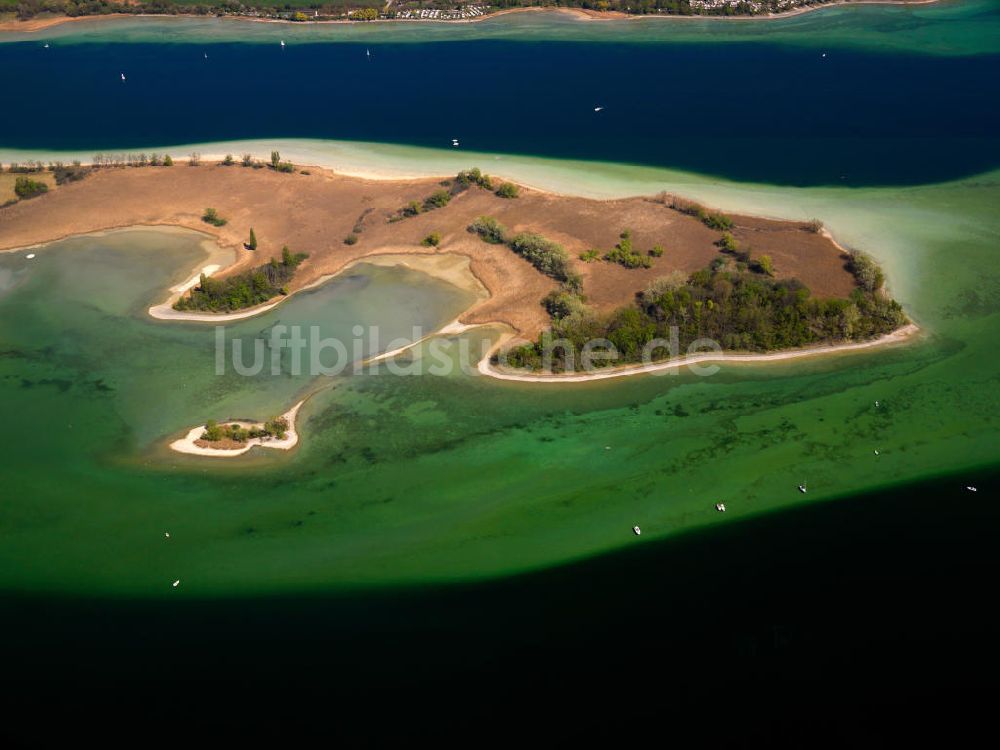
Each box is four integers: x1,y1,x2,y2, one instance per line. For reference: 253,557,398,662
1,3,999,185
1,3,998,742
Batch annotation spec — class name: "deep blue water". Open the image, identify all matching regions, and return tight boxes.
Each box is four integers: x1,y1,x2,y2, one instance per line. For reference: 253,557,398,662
2,40,999,186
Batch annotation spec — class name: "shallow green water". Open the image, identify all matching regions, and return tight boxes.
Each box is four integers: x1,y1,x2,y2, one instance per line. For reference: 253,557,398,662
1,161,998,595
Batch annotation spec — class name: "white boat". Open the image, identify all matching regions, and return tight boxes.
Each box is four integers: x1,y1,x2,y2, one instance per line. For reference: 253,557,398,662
798,484,808,494
715,503,726,512
26,253,36,260
594,106,604,112
966,486,978,492
172,579,180,587
120,72,126,81
280,40,286,48
632,525,641,536
874,449,880,456
366,48,371,58
43,44,49,49
164,532,170,538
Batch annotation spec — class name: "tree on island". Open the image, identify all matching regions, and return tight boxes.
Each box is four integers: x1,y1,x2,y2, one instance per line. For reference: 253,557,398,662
247,227,258,251
163,155,174,166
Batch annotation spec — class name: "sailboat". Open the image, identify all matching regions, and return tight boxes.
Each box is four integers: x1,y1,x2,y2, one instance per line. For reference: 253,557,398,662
366,48,371,59
798,482,808,494
120,72,126,82
280,40,286,48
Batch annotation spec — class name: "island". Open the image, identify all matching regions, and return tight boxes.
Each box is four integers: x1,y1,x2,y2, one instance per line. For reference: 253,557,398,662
0,153,912,387
170,402,303,457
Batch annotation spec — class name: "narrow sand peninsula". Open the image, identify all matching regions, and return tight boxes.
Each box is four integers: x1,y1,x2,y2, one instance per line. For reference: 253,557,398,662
169,400,303,458
479,324,920,384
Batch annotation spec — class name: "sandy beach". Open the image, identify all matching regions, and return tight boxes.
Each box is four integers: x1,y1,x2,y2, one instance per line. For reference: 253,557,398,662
477,323,920,383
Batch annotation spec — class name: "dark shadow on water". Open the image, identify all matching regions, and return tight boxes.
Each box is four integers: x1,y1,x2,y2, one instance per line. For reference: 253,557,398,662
1,467,998,746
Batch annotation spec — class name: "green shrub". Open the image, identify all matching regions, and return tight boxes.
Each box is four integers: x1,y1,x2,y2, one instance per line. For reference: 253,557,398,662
509,232,572,281
495,182,519,199
542,290,587,320
847,250,885,292
344,234,359,246
580,249,600,262
13,176,48,199
174,247,308,313
421,232,441,247
202,208,227,227
455,167,493,191
648,245,664,258
754,254,775,276
423,190,452,210
603,231,652,269
702,211,733,231
468,216,508,245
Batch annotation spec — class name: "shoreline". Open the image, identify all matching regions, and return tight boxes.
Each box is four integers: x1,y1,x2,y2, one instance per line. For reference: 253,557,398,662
169,400,303,457
477,323,920,383
0,2,943,35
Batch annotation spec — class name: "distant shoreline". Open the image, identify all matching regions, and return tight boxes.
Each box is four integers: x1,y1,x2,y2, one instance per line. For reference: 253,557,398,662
0,2,942,35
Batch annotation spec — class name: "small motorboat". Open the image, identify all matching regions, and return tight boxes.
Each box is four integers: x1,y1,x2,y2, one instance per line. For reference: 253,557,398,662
874,449,880,456
715,503,726,512
172,579,181,588
120,72,126,82
966,486,978,493
26,253,36,259
164,532,170,538
798,484,808,494
594,106,604,112
280,40,286,48
632,525,641,536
